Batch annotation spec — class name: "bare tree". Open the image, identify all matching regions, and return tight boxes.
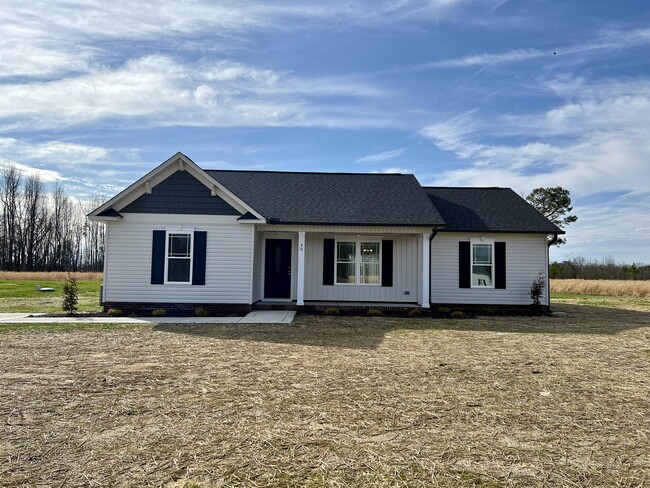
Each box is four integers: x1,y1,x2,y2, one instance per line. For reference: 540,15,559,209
22,174,48,271
0,165,23,270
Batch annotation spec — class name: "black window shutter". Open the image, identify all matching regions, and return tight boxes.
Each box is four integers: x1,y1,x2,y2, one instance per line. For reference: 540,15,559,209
151,230,166,285
323,238,335,285
459,241,471,288
192,231,207,285
381,240,393,287
495,241,506,289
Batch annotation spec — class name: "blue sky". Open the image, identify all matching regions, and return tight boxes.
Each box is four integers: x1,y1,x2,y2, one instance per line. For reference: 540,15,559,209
1,0,649,263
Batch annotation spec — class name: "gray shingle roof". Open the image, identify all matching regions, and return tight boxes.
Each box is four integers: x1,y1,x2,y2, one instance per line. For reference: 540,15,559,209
207,170,445,226
423,187,564,233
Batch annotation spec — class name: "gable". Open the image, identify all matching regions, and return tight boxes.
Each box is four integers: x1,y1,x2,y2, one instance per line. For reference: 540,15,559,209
121,170,241,216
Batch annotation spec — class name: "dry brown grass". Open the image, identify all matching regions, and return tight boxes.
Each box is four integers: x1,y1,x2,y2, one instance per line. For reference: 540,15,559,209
0,271,102,282
1,305,649,487
551,279,650,297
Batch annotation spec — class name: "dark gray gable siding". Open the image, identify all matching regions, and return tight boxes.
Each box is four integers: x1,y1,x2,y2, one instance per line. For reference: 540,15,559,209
207,170,444,226
424,187,563,233
121,170,240,216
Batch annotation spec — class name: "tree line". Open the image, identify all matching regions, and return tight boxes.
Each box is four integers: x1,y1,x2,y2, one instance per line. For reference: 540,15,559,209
0,164,105,272
550,256,650,280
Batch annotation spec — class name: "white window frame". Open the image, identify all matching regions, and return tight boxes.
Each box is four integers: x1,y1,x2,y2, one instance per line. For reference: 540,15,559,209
334,237,381,286
470,238,494,289
164,230,193,284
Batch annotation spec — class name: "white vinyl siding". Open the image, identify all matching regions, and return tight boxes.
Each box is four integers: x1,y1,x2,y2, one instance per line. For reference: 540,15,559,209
103,213,252,304
431,232,548,305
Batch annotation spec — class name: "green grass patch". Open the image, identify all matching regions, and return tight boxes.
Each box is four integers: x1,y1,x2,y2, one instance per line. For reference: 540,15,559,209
0,280,102,313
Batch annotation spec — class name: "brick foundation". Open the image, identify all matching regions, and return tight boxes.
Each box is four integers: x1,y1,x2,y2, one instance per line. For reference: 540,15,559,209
103,302,252,317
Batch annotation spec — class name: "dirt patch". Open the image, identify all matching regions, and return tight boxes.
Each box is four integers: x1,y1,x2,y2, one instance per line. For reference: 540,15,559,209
1,304,649,486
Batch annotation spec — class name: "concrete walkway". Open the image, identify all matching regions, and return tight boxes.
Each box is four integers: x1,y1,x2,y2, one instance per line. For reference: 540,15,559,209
0,310,296,325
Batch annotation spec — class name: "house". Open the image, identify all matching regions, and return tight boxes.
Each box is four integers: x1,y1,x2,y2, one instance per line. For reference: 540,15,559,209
88,152,563,314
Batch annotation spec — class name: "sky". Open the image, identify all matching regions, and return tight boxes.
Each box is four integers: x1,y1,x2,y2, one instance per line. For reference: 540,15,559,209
1,0,649,263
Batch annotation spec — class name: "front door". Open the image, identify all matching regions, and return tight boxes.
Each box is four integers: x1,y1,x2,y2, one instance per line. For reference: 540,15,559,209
264,239,292,299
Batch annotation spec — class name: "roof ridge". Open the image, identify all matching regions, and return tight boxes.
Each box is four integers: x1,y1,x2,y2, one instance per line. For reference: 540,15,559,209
424,186,505,189
207,169,409,176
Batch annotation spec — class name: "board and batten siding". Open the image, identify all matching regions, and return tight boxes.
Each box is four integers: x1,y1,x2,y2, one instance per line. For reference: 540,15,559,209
303,233,421,302
430,232,548,305
103,213,252,304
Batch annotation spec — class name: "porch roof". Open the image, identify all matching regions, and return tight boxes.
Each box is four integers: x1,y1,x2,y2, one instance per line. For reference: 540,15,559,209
207,170,445,227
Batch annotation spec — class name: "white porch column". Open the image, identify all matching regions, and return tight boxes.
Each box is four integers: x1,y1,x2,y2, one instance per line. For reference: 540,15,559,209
421,233,431,308
297,231,306,306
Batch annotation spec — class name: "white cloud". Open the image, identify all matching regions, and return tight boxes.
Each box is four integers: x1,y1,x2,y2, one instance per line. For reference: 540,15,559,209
420,78,650,197
357,147,406,163
423,48,545,69
0,137,108,164
0,0,500,79
410,27,650,71
0,55,387,130
374,167,414,174
0,159,66,182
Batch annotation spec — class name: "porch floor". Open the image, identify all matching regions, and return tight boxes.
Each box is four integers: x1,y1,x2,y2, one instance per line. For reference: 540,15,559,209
254,300,422,311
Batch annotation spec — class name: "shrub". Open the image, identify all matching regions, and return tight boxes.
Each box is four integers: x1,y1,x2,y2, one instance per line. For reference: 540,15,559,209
437,306,450,314
324,307,340,316
530,271,546,313
151,308,166,317
107,308,123,317
367,308,384,317
194,307,209,317
61,273,78,314
451,310,465,319
408,308,423,317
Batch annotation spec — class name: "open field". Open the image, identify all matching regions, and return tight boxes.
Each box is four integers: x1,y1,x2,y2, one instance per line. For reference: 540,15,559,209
1,305,649,486
0,279,102,313
551,279,650,298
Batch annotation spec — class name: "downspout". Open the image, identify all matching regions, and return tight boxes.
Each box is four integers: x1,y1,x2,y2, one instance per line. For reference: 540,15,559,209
428,228,439,308
546,234,559,309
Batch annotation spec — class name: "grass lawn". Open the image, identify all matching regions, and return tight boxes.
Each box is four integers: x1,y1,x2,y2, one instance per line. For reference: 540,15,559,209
1,304,649,486
0,280,101,313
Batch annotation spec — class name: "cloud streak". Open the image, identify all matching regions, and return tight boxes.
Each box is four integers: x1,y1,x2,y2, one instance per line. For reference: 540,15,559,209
357,147,406,163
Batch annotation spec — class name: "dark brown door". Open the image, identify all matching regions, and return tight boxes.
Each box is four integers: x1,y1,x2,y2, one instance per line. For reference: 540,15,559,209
264,239,292,298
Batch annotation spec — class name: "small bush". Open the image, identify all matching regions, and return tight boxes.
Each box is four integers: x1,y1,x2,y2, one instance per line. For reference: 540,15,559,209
437,306,450,314
151,308,166,317
61,273,79,314
367,308,384,317
408,308,423,317
324,307,340,316
107,308,123,317
194,307,209,317
451,310,465,319
530,271,546,313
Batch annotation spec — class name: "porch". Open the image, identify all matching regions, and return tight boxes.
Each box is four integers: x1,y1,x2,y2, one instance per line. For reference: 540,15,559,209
251,225,433,309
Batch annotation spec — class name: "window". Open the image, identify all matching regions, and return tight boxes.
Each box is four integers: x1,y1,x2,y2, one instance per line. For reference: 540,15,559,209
360,242,380,284
336,241,356,284
166,232,192,283
335,238,381,285
472,242,493,287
